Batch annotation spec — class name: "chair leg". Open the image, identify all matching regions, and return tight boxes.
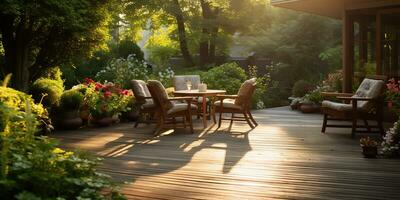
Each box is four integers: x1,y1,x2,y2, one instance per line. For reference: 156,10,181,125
321,114,327,133
187,111,194,134
134,121,139,128
212,105,217,124
154,118,164,135
218,108,223,128
248,111,258,126
243,112,255,129
351,118,357,139
229,113,234,127
363,119,371,132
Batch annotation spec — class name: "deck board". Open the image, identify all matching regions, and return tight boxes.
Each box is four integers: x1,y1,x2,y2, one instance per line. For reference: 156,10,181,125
53,107,400,199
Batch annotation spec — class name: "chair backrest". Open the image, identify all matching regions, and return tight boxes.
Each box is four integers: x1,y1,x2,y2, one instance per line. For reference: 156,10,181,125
147,80,174,113
131,80,152,104
173,75,201,91
353,78,385,110
234,78,257,108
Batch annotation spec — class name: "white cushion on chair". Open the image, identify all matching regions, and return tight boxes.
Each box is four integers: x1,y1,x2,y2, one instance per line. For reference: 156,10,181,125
353,78,384,110
322,100,353,111
214,99,242,110
167,103,198,114
322,78,384,112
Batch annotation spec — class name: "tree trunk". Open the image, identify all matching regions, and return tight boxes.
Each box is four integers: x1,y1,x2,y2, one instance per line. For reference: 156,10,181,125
199,0,219,67
173,0,194,67
199,28,209,66
2,19,30,92
209,27,218,64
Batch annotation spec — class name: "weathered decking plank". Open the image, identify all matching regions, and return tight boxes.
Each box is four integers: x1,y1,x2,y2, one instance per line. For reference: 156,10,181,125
54,107,400,199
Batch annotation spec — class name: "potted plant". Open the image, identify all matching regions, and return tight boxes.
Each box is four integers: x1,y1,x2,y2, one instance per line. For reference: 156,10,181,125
55,89,84,129
381,119,400,158
300,88,324,113
360,137,378,158
83,78,132,126
121,96,140,121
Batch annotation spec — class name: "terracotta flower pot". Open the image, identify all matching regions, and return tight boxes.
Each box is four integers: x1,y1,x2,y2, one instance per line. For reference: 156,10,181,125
300,103,320,113
387,101,393,109
56,110,83,130
362,146,378,158
92,116,114,127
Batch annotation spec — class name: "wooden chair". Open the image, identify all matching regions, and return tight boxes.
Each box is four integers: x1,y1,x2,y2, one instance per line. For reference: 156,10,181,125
147,80,198,135
173,75,209,116
321,76,386,138
213,78,258,129
131,80,155,127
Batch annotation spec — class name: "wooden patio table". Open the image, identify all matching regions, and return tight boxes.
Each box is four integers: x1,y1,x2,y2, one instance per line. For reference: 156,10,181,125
173,89,226,128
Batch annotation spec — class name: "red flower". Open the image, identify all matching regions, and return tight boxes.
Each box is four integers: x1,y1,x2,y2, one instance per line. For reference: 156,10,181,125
119,89,130,96
95,83,104,91
85,77,95,84
104,91,112,98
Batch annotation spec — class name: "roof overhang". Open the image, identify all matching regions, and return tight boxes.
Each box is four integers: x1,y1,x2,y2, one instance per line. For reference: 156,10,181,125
271,0,400,19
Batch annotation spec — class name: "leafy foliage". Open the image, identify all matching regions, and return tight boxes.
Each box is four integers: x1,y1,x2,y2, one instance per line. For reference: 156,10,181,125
381,118,400,157
292,80,314,98
0,97,125,199
30,78,64,107
83,79,133,118
202,62,247,95
0,86,50,134
0,0,113,90
62,40,145,88
60,89,84,110
95,55,150,89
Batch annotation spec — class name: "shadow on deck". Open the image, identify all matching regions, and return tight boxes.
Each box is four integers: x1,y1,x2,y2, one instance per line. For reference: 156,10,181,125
53,107,400,199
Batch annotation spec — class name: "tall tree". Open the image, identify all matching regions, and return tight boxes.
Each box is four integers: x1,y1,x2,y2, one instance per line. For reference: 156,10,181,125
126,0,194,66
0,0,112,91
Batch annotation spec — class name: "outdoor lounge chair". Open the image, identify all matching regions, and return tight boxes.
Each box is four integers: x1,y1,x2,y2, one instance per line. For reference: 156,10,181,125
213,78,258,129
147,80,197,135
321,76,386,138
131,80,156,127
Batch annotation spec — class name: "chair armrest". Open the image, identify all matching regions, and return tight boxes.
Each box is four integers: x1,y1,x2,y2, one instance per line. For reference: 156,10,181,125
321,92,354,97
337,96,374,101
216,95,238,99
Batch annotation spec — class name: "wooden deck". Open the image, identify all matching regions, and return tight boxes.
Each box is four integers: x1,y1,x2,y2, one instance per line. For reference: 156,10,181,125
54,107,400,200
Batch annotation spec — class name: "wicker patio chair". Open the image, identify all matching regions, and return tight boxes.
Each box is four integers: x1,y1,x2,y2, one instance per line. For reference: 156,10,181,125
321,76,386,138
147,80,198,135
213,78,258,129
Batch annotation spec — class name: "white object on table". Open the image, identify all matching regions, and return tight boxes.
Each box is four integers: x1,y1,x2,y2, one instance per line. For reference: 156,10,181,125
198,83,207,92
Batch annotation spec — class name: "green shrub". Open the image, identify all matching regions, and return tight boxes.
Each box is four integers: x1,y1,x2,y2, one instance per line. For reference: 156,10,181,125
112,38,144,61
202,62,248,95
96,55,151,89
39,67,64,83
30,78,64,107
292,80,313,97
0,101,125,199
303,88,324,104
60,89,84,110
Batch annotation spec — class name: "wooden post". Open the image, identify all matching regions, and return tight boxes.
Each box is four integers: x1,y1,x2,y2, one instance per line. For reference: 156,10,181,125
376,13,382,75
343,11,354,93
359,19,368,67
